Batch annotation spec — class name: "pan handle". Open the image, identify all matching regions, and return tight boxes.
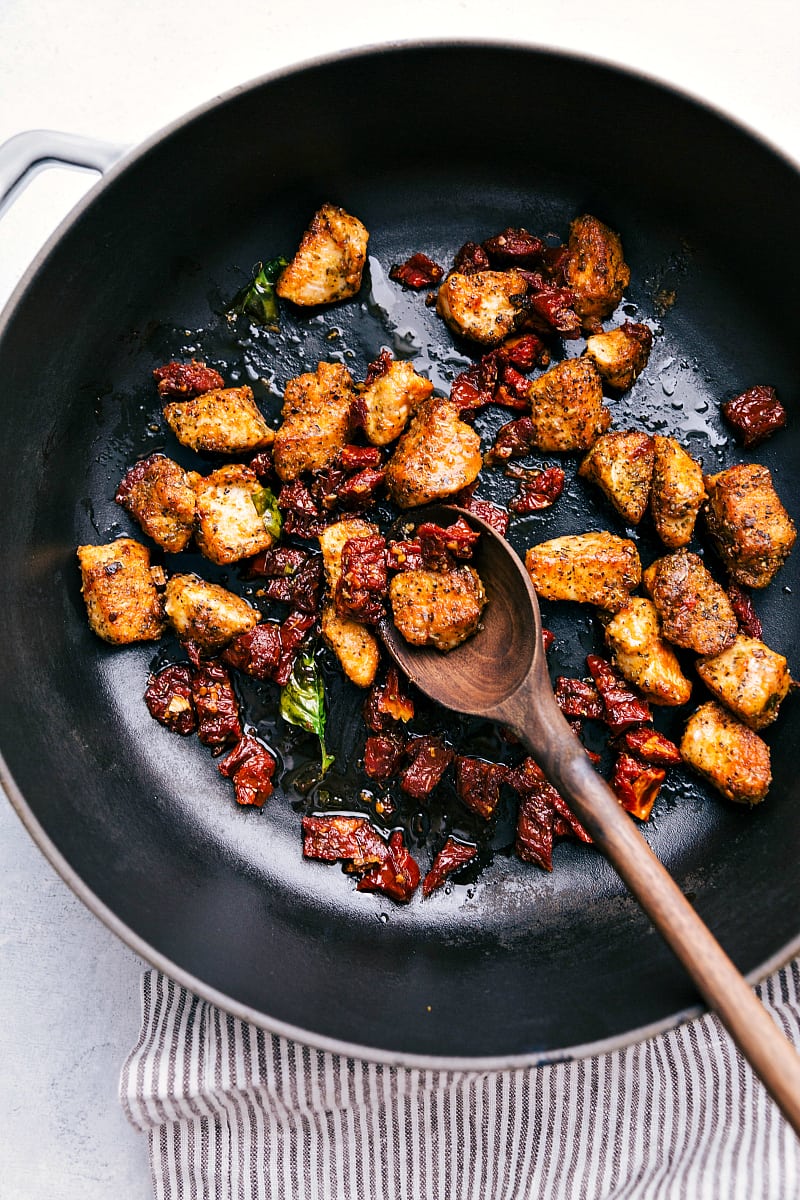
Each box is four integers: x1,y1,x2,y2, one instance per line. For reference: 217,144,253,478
0,130,128,219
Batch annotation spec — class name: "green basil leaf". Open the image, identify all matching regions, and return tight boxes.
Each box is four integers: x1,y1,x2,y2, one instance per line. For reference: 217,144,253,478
229,256,288,326
251,486,282,540
280,648,334,774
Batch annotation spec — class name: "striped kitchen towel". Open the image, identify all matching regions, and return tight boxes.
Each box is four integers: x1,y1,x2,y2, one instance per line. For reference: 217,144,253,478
121,961,800,1200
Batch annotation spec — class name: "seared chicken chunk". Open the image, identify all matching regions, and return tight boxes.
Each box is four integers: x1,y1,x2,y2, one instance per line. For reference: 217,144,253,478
360,359,433,446
389,566,487,651
191,464,277,565
77,539,165,645
579,430,655,524
115,453,196,553
696,634,791,730
384,399,482,508
643,550,737,656
563,214,631,325
650,436,706,548
527,358,610,452
436,269,528,346
680,701,771,805
275,204,369,306
163,387,273,456
703,463,796,588
604,598,692,706
525,531,641,612
584,322,652,390
273,362,354,482
320,603,380,687
318,518,378,591
164,574,259,653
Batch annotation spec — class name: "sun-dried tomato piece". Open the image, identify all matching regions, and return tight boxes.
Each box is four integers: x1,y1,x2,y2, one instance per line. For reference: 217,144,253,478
727,581,763,639
554,676,604,721
387,537,426,571
399,736,454,799
423,837,478,896
336,467,386,510
509,759,559,871
245,547,322,613
335,535,388,624
218,734,276,807
482,227,545,266
144,664,196,735
611,752,666,821
499,333,549,372
548,788,592,844
302,814,389,870
356,830,420,902
587,655,652,733
541,629,555,653
278,479,327,538
722,385,786,447
248,450,274,480
389,252,444,290
416,517,480,568
454,483,510,537
508,465,566,514
363,667,416,732
338,445,382,471
449,350,502,412
192,661,242,750
364,348,393,387
542,244,569,281
484,416,538,465
274,610,317,686
153,359,224,398
620,727,681,766
453,241,491,274
364,732,407,782
526,284,582,339
222,623,282,681
493,364,533,411
454,757,508,820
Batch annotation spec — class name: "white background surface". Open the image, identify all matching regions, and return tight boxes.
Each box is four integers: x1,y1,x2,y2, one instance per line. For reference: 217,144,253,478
1,2,798,1196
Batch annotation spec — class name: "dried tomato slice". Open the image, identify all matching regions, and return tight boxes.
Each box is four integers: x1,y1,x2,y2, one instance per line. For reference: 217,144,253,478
389,253,444,289
399,736,454,799
620,728,681,766
357,830,420,902
153,359,224,398
301,815,388,871
191,661,242,750
218,734,276,807
508,465,565,514
611,753,666,821
727,581,763,639
587,655,651,733
454,757,508,820
144,664,196,735
422,837,478,897
722,385,786,447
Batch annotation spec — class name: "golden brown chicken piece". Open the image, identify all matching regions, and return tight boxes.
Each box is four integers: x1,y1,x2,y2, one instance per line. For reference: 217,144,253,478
563,214,631,326
604,598,692,706
525,531,641,612
680,701,771,805
384,399,482,508
527,358,611,452
272,362,355,482
115,454,196,553
320,603,380,688
77,539,165,645
191,465,277,565
359,359,433,446
578,430,655,524
436,270,528,346
583,322,652,390
164,574,260,653
643,550,737,656
318,517,379,591
389,565,487,651
275,203,369,306
703,463,796,588
650,436,706,549
163,387,273,456
696,634,791,730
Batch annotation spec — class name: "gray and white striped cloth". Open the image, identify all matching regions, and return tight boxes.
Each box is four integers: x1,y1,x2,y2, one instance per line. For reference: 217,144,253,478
121,962,800,1199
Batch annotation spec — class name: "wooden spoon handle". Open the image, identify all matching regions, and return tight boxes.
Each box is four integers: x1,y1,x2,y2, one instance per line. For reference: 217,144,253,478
526,717,800,1137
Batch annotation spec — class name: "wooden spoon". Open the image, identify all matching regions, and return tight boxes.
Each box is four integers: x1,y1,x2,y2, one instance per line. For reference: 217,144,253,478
379,503,800,1135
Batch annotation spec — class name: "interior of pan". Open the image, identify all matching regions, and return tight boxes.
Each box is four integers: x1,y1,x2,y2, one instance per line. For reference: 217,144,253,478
1,43,799,1064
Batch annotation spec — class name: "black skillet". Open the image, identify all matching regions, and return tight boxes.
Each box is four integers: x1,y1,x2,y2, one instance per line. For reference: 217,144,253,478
1,43,799,1067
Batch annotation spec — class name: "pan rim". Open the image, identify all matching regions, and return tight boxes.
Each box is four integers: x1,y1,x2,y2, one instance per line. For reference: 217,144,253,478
2,37,800,1068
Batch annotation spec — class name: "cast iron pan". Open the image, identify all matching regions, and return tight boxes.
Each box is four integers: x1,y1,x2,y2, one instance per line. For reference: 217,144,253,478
1,43,799,1067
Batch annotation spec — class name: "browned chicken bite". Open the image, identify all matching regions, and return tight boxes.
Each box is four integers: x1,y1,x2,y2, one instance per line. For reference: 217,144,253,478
527,357,610,452
703,463,796,588
436,270,528,346
584,322,652,390
643,550,737,656
163,387,273,455
680,701,771,805
650,436,706,548
525,531,641,611
604,597,692,706
115,453,196,553
273,362,355,482
320,603,380,687
191,464,277,565
276,204,369,306
359,359,433,446
384,399,482,508
563,214,631,326
696,634,791,730
164,574,260,653
77,539,165,644
578,430,655,524
389,566,487,651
